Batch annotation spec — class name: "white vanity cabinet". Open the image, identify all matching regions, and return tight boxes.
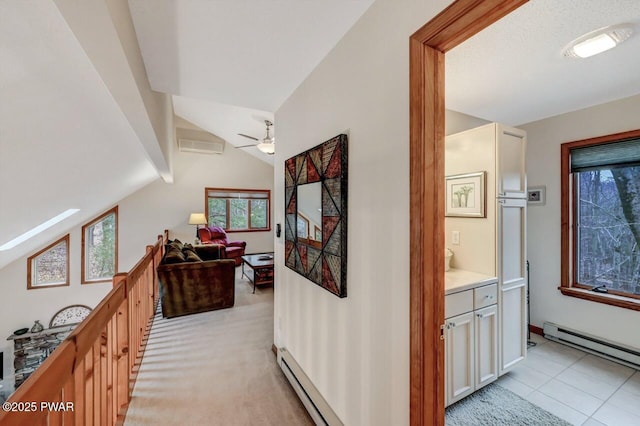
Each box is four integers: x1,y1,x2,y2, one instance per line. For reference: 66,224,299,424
445,282,498,407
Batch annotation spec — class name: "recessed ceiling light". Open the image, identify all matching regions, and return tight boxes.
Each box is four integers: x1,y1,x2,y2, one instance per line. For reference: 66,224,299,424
563,24,634,58
0,209,80,251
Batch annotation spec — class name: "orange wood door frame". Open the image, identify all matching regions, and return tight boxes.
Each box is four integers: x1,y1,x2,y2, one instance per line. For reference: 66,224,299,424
409,1,528,424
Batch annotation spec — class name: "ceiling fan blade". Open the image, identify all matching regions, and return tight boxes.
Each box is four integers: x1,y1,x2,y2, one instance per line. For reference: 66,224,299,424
235,144,258,149
237,133,259,141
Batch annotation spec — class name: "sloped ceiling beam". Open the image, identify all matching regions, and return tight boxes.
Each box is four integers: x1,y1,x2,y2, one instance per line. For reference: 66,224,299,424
54,0,174,183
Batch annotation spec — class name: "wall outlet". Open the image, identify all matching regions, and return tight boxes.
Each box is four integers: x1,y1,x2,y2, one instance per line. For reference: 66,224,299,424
452,231,460,245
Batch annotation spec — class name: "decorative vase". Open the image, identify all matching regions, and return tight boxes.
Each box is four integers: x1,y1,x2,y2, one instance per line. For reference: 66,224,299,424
30,320,44,333
445,248,454,272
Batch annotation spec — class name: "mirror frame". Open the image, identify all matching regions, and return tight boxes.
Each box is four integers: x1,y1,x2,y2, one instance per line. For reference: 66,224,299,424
285,134,348,297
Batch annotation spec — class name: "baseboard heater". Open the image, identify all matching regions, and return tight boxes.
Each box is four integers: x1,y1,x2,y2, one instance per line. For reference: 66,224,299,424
543,322,640,369
277,347,344,426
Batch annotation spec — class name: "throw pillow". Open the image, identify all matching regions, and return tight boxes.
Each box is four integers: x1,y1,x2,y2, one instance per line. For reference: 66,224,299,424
166,239,184,251
163,247,186,264
182,245,202,262
184,250,202,262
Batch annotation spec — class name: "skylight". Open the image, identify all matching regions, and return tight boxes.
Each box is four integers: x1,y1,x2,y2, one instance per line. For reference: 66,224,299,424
0,209,80,251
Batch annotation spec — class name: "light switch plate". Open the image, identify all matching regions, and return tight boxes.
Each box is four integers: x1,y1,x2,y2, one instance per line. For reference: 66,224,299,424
452,231,460,245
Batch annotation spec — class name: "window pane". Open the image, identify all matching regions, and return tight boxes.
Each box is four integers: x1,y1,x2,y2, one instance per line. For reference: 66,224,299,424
34,240,67,285
208,198,227,228
576,166,640,296
205,188,270,231
297,216,308,238
229,199,248,230
250,199,267,228
86,213,116,281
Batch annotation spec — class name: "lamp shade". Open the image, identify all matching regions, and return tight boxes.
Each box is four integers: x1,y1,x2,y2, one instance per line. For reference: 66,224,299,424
188,213,208,225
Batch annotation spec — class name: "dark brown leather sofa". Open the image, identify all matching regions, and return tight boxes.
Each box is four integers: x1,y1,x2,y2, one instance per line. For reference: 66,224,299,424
157,243,235,318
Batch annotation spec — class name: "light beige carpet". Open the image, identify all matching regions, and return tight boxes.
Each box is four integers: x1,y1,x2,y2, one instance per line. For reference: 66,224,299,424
124,270,313,426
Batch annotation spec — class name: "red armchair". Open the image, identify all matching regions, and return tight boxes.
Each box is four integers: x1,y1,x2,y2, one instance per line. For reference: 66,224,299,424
198,226,247,266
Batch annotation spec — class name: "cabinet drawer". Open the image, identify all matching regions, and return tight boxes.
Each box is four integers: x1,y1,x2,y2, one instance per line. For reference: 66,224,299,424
445,290,474,318
474,284,497,309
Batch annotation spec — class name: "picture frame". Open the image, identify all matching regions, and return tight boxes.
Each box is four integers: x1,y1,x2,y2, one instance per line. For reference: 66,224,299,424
445,171,486,217
527,186,546,206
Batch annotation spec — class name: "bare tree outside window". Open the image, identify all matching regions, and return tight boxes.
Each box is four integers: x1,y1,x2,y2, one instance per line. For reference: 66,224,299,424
577,167,640,296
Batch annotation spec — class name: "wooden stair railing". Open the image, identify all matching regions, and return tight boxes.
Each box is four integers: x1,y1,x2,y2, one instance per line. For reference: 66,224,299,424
0,230,169,426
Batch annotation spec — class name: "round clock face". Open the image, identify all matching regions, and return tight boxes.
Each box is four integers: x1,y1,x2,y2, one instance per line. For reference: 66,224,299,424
50,305,92,328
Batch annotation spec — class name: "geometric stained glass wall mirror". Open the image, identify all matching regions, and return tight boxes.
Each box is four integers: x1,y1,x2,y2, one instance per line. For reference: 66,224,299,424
284,134,348,297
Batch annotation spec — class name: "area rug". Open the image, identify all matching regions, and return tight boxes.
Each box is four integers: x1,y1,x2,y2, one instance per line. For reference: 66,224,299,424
445,382,572,426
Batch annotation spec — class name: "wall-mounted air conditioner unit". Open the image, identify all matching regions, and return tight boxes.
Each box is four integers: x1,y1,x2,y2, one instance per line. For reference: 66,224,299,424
178,138,224,155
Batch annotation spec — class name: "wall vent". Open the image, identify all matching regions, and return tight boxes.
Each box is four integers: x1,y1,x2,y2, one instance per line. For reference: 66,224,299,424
277,347,343,426
178,138,224,155
543,322,640,369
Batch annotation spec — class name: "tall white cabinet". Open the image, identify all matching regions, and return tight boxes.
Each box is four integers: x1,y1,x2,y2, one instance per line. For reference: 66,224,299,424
497,198,527,373
495,124,527,375
444,123,527,406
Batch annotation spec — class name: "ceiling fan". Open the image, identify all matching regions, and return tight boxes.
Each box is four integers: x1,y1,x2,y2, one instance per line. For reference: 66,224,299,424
235,120,275,155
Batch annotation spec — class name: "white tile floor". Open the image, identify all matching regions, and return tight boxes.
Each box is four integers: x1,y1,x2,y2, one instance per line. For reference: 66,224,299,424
496,334,640,426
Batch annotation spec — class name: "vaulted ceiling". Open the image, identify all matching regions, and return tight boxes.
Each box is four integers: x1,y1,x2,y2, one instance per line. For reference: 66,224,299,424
2,0,639,269
129,0,376,163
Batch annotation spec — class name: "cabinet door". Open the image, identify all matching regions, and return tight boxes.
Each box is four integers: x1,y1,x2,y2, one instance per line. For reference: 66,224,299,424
445,312,475,406
496,125,527,198
475,305,498,389
498,198,527,374
500,283,526,373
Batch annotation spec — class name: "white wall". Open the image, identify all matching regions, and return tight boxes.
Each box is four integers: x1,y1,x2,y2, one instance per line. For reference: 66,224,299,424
0,133,274,388
445,124,496,276
0,229,113,388
118,133,275,271
446,109,490,136
522,94,640,349
273,0,452,424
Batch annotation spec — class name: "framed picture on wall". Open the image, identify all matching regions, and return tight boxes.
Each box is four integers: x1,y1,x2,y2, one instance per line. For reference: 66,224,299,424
445,171,486,218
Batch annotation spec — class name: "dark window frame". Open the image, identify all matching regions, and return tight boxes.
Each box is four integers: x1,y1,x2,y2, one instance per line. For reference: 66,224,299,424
27,234,70,290
205,188,271,233
81,206,118,284
560,129,640,311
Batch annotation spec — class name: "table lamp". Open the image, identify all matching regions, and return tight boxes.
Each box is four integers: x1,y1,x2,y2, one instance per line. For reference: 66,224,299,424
188,213,207,244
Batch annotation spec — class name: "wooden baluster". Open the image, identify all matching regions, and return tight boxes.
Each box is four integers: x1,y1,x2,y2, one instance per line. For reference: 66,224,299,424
62,373,75,426
113,274,129,419
74,357,85,425
100,328,108,425
84,348,94,426
106,316,114,425
92,339,101,425
47,389,63,426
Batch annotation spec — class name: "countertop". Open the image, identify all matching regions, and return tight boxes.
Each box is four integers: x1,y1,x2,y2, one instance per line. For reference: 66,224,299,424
445,269,497,295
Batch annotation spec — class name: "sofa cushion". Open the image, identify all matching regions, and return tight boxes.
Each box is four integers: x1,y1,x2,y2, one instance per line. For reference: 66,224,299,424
194,244,224,261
